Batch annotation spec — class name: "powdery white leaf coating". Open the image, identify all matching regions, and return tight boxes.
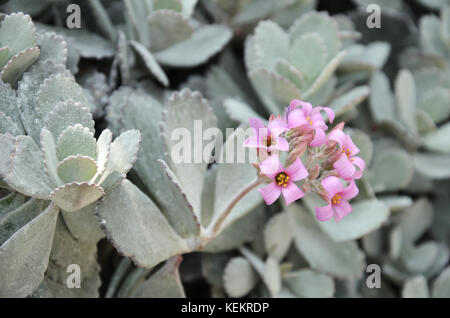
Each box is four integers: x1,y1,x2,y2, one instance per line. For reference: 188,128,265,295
223,257,258,297
50,182,104,213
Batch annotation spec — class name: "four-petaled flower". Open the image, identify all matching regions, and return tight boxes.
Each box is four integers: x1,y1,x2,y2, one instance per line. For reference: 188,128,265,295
244,117,289,152
287,100,335,147
258,155,308,206
328,129,365,180
315,176,359,222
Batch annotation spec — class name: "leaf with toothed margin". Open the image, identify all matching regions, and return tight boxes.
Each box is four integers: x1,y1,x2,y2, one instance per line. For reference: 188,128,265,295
94,129,112,178
339,42,390,72
36,31,68,66
303,193,390,242
158,159,201,238
95,179,188,268
288,204,366,279
129,40,169,87
43,100,95,139
329,85,369,117
61,203,104,244
249,68,302,114
0,112,22,135
275,58,305,89
57,155,98,184
0,202,59,298
0,47,40,85
0,134,53,199
0,13,37,58
56,124,97,161
154,24,232,67
37,73,91,118
40,128,63,188
223,257,258,298
0,81,21,125
161,89,217,217
98,130,141,192
223,98,264,125
51,182,104,213
0,47,10,68
130,256,186,298
148,10,193,51
414,152,450,179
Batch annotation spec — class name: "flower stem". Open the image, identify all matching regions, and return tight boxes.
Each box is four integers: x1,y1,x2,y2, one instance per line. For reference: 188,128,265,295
210,178,263,235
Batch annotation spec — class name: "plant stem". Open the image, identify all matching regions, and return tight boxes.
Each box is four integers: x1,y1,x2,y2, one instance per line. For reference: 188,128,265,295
211,178,263,235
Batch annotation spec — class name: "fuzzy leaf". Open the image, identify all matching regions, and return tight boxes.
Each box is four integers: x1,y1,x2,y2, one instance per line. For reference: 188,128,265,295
369,71,396,123
284,269,335,298
264,212,293,261
329,85,369,117
418,87,450,124
40,128,63,187
339,42,390,72
0,47,40,85
56,124,97,161
395,69,418,135
223,257,258,297
432,266,450,298
61,203,104,244
0,12,37,58
50,182,104,213
394,198,433,245
148,10,193,51
402,276,430,298
57,155,98,184
37,31,67,66
414,152,450,179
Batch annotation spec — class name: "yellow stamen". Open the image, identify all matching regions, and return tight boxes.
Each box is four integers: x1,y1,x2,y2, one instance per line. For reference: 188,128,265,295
331,194,342,205
275,172,290,187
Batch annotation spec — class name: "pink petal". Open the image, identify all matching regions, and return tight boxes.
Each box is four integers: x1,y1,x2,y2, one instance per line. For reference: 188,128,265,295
267,119,288,137
352,156,365,179
328,129,346,147
259,155,283,178
249,117,265,133
341,180,359,201
313,106,335,124
258,182,282,205
289,99,302,109
333,154,356,180
300,101,313,115
244,135,263,148
310,128,327,147
333,201,352,222
315,204,334,221
281,183,304,205
285,158,308,181
287,109,307,128
272,136,289,152
345,135,360,157
321,176,344,199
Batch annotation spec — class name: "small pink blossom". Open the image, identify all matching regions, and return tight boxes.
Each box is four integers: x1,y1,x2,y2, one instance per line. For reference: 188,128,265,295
315,176,359,222
328,129,365,180
286,100,335,147
258,155,308,206
244,117,289,152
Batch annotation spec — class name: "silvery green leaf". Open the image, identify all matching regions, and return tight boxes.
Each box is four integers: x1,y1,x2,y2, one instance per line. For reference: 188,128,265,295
442,6,450,47
0,47,40,85
0,12,37,59
283,269,335,298
161,89,217,217
51,182,104,213
395,69,418,135
200,165,217,229
148,10,193,51
251,20,289,72
130,40,169,87
56,124,97,161
414,152,450,179
57,155,98,184
401,242,439,274
288,204,366,279
402,276,430,298
0,192,26,219
289,11,340,59
362,229,384,257
44,216,101,297
223,98,263,125
418,87,450,125
378,195,413,212
432,266,450,297
206,66,246,101
131,256,186,298
249,68,302,114
369,71,396,122
420,15,448,58
0,47,9,69
95,179,188,268
424,243,450,278
264,212,293,261
36,31,67,66
116,267,149,298
0,112,22,135
105,258,133,298
394,198,433,245
0,134,53,199
329,85,369,117
117,31,130,84
98,129,141,191
389,226,403,260
43,100,95,140
0,81,20,125
154,0,182,11
61,203,104,244
417,110,437,134
154,24,232,67
275,58,306,89
263,257,281,297
303,194,390,242
232,0,292,25
422,122,450,153
87,0,117,42
339,42,390,72
0,202,58,297
223,257,258,297
40,128,63,188
370,148,414,192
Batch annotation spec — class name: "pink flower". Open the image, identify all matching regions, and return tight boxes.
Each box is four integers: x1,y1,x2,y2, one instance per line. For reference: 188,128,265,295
328,129,365,180
244,117,289,152
258,155,308,206
286,100,335,147
315,176,359,222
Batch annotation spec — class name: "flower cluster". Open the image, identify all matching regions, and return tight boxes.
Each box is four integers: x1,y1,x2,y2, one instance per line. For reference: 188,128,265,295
244,100,365,222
